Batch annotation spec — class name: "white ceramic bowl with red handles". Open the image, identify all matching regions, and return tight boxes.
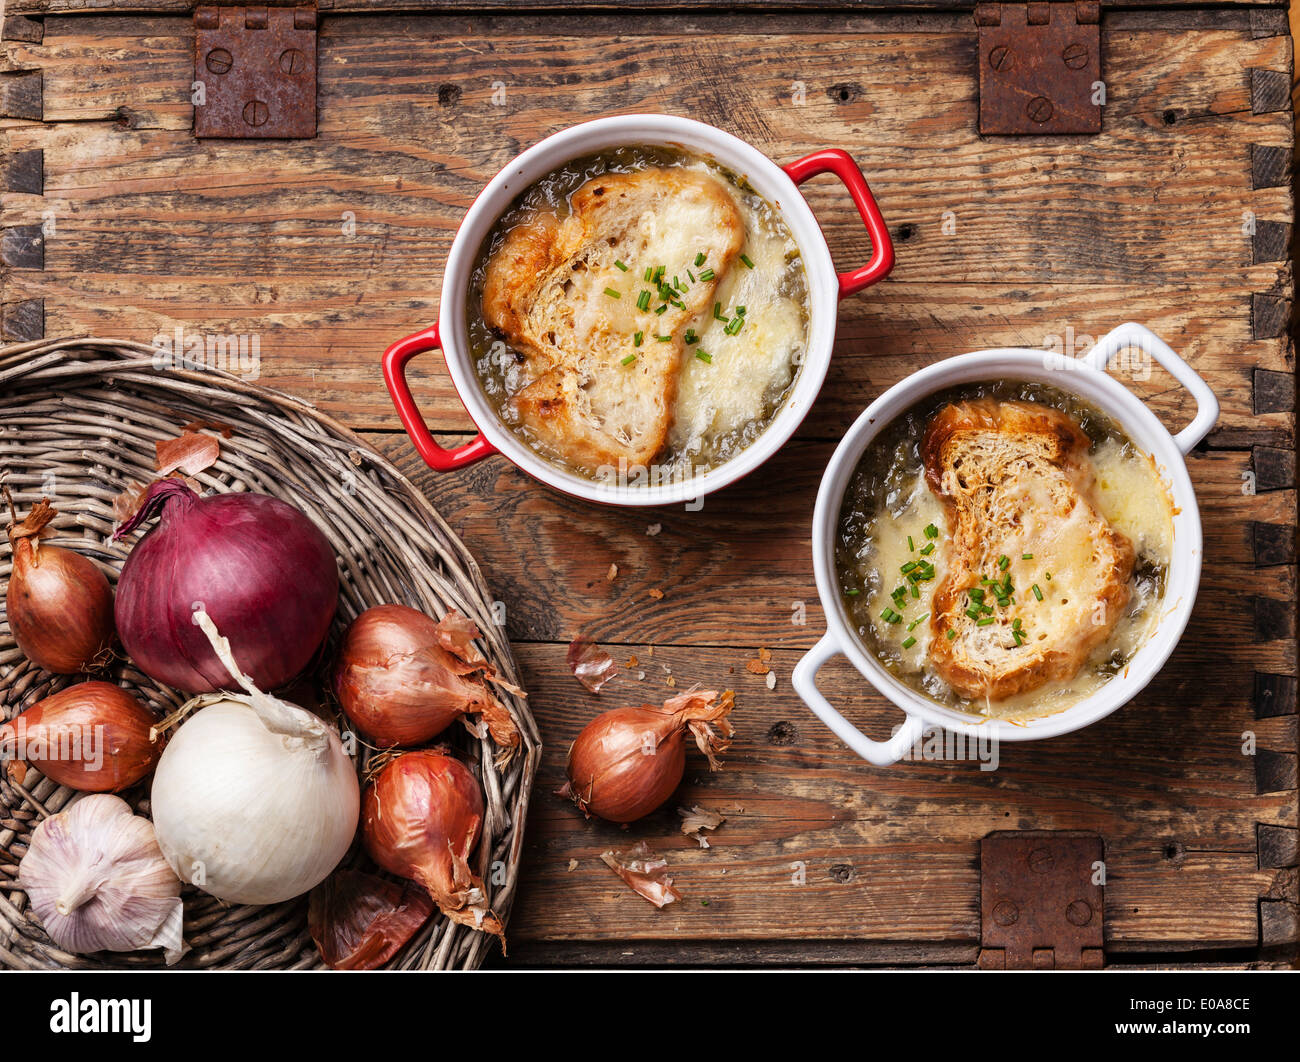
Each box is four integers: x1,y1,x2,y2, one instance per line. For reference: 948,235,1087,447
382,113,894,506
792,322,1219,766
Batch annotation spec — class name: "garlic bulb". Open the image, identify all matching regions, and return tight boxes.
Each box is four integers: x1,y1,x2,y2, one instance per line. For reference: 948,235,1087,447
19,794,183,963
149,611,359,905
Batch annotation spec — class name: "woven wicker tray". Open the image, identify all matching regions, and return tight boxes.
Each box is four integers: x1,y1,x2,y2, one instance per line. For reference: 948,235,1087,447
0,338,541,970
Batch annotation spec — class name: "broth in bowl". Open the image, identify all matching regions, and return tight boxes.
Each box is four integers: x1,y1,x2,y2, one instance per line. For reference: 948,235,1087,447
835,381,1175,722
466,145,810,484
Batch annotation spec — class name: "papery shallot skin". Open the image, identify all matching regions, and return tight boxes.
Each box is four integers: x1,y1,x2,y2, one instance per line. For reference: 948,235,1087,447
334,604,519,751
114,480,338,694
308,868,434,970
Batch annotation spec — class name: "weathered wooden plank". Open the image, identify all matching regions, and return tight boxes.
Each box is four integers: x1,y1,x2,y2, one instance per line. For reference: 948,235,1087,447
4,1,1292,15
2,18,1288,435
504,641,1292,947
379,433,1297,655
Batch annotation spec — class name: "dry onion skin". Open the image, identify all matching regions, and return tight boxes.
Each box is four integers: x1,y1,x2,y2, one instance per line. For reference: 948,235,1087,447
308,868,434,970
562,688,735,824
0,681,161,793
334,604,521,756
4,492,115,675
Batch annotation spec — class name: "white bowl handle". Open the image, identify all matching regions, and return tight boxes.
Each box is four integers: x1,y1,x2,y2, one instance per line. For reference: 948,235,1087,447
1083,322,1219,454
792,633,926,766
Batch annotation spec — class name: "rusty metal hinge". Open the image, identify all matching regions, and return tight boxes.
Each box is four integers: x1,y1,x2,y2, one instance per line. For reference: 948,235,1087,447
979,831,1105,969
194,5,317,139
975,2,1102,135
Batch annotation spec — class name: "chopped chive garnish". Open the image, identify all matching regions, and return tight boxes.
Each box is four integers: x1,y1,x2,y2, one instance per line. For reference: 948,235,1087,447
845,588,860,596
621,354,637,366
979,604,993,616
740,253,755,269
736,305,746,316
699,268,716,282
713,302,726,321
614,260,629,272
998,555,1009,571
604,287,621,299
901,636,917,649
636,290,651,311
654,304,668,316
653,266,665,282
687,269,696,284
965,608,981,621
970,588,985,602
633,331,644,347
694,252,707,267
907,612,929,631
695,350,712,363
908,536,915,552
1013,630,1025,646
1022,553,1033,560
901,561,917,574
1032,584,1044,601
924,523,939,539
1012,617,1022,629
947,629,957,641
920,543,935,556
655,334,671,343
684,328,699,345
643,266,653,282
910,584,920,599
976,617,995,627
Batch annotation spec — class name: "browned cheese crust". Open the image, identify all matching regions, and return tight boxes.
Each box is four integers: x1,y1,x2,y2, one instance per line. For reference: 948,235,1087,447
922,399,1135,701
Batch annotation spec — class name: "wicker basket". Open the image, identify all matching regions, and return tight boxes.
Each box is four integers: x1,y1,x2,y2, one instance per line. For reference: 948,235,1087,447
0,337,540,970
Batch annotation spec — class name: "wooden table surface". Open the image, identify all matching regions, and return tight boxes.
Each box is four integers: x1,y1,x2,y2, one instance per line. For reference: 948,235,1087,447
1,3,1296,965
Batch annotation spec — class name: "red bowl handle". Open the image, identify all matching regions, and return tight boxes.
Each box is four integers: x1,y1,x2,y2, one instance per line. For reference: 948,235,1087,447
783,149,894,300
381,323,497,472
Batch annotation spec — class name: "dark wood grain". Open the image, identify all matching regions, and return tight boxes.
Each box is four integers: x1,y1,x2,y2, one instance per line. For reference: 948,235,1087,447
1,4,1293,963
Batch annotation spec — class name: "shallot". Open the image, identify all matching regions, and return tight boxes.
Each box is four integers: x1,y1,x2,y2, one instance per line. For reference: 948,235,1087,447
562,688,735,823
0,681,161,792
4,491,114,674
361,750,503,938
334,604,519,754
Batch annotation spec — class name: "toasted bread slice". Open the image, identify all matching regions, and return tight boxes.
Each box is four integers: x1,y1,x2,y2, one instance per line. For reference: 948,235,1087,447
922,399,1135,701
482,167,744,474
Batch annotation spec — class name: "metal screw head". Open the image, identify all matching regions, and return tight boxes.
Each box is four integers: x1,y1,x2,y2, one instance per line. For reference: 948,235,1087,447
1062,42,1089,69
1026,97,1054,124
1027,845,1056,871
205,48,233,75
242,100,269,127
989,45,1014,71
1066,899,1094,927
279,48,305,75
992,900,1020,926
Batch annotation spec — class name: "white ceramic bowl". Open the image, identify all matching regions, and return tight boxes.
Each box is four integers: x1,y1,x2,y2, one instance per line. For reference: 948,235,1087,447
382,114,893,506
791,322,1219,766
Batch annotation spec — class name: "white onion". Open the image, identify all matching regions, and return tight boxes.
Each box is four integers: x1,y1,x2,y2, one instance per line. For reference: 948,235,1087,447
149,611,359,905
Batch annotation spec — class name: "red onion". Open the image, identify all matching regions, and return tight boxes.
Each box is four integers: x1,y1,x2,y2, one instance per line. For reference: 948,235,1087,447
334,605,520,754
5,493,115,674
562,688,735,823
362,750,503,939
113,479,338,694
0,681,161,792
